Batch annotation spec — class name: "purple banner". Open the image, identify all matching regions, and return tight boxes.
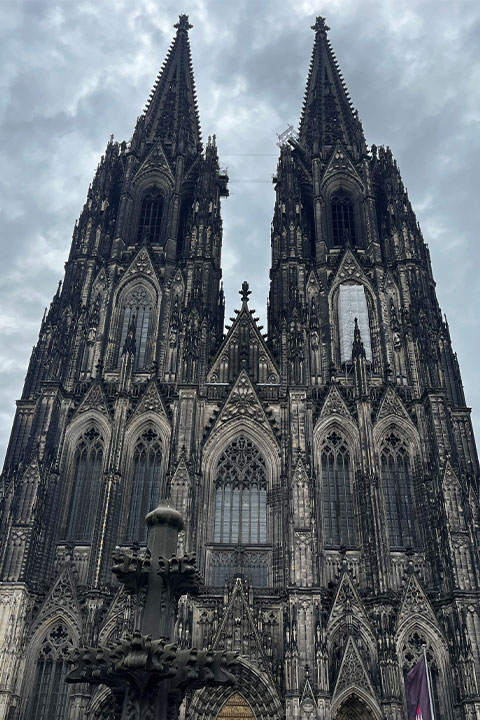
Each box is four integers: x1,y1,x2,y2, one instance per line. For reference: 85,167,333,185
406,656,432,720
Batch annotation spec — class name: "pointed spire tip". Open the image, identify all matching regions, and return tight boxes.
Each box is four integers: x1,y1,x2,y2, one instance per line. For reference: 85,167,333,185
174,14,192,32
312,16,330,33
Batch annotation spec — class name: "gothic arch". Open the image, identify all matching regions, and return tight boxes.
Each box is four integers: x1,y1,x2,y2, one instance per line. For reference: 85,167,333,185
119,416,170,543
331,688,382,720
329,278,381,372
19,615,79,720
88,686,121,720
396,620,453,720
322,174,366,251
60,416,110,541
109,278,159,371
188,659,282,720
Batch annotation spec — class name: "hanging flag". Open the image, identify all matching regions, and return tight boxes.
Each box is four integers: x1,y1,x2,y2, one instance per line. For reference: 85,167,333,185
406,655,433,720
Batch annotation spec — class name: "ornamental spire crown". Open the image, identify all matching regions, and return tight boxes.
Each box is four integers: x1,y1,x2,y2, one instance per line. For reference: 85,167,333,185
298,16,366,156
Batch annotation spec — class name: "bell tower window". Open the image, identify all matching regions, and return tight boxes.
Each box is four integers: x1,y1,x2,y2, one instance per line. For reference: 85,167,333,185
331,191,356,247
137,189,164,244
117,286,153,370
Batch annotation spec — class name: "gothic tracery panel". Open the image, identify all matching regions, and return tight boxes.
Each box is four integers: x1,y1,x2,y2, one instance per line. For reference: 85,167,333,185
25,623,74,720
321,431,356,547
65,427,104,542
380,432,416,549
124,427,163,544
117,285,154,370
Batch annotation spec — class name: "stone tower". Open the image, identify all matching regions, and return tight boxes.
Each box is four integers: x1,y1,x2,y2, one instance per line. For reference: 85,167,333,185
0,14,479,720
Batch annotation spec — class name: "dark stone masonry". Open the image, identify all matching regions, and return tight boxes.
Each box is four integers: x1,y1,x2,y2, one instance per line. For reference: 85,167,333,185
0,13,478,720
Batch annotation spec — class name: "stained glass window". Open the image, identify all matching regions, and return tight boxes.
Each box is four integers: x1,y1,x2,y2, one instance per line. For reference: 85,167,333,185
66,427,104,542
380,432,416,548
125,428,163,544
137,189,164,244
213,436,267,545
27,624,73,720
321,432,356,546
117,286,153,370
331,191,356,247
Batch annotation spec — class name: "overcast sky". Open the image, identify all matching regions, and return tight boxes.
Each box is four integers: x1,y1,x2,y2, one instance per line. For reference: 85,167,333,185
1,0,479,466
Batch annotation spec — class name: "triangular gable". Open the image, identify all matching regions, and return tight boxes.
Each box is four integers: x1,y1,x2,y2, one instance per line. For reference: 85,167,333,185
31,567,80,636
300,678,317,711
207,306,280,384
306,269,323,294
293,458,310,487
128,379,169,424
321,141,364,189
122,246,158,284
213,577,273,678
375,386,411,425
74,382,111,420
98,587,132,644
133,137,174,183
327,572,371,637
320,385,352,421
210,370,272,433
396,574,440,634
333,636,376,700
170,456,191,516
333,248,368,285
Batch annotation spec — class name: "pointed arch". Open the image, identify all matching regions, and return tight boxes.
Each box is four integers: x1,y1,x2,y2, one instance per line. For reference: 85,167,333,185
120,414,170,545
217,693,256,720
61,417,109,543
188,659,282,720
20,614,80,720
136,186,165,244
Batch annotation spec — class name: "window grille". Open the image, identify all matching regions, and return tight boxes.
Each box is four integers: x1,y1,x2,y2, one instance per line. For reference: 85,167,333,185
210,549,269,588
125,428,163,544
321,431,356,546
213,436,267,545
380,433,416,548
27,624,73,720
137,189,164,244
66,427,104,542
118,286,153,370
338,284,372,363
331,191,356,247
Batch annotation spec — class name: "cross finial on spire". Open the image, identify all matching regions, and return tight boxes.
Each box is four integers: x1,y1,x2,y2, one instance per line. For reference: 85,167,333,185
240,281,251,308
311,16,330,34
174,14,193,32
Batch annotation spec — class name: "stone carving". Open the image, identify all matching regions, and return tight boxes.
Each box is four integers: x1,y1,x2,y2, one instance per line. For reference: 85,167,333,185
375,386,411,424
321,141,364,188
124,248,156,279
75,383,111,418
333,636,375,697
319,385,351,420
215,371,268,428
396,574,440,633
129,380,169,422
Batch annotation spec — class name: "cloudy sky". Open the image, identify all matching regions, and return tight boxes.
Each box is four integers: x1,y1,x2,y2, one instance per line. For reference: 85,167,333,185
1,0,479,465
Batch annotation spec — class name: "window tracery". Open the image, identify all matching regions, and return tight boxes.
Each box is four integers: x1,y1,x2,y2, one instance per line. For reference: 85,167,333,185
26,623,74,720
117,285,153,370
321,431,356,547
137,188,164,244
125,428,163,544
213,436,267,545
380,432,416,548
331,191,356,247
66,427,104,542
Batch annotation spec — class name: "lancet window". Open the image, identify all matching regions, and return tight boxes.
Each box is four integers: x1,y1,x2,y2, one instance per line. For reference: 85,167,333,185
213,436,267,545
117,285,153,370
380,432,416,548
321,431,356,546
402,632,443,719
337,283,372,364
137,188,164,244
125,428,163,544
331,191,356,247
26,624,74,720
65,427,104,542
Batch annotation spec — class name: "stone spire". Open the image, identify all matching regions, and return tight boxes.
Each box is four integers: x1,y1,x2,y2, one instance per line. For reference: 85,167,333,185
298,16,366,156
139,14,202,157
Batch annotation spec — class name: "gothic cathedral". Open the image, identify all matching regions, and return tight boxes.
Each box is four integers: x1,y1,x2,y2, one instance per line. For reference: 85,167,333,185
1,14,479,720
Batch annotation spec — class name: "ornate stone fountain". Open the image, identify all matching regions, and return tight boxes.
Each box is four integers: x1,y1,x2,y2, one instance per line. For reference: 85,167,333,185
67,502,236,719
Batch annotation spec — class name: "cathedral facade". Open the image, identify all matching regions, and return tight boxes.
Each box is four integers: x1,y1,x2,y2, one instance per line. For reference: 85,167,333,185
0,14,479,720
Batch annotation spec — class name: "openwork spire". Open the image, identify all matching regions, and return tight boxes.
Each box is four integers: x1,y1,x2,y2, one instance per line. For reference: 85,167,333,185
142,14,201,155
298,17,366,155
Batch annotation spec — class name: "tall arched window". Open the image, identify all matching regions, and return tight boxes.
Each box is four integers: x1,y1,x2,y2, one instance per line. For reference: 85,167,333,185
137,188,164,244
214,436,267,545
380,432,416,548
211,436,269,587
321,431,356,546
125,428,163,544
117,285,153,370
331,191,356,247
66,427,104,542
26,623,73,720
402,632,443,719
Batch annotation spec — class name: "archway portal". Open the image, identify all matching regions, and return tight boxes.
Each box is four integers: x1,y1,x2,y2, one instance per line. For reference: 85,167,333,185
217,693,256,720
335,694,375,720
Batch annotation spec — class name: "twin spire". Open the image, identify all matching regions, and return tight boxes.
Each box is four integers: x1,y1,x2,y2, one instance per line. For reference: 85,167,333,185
142,14,201,156
298,17,366,155
140,15,364,160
